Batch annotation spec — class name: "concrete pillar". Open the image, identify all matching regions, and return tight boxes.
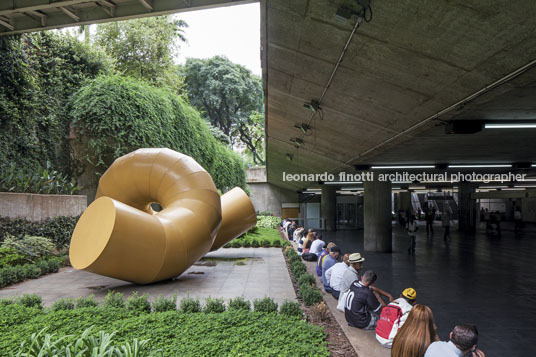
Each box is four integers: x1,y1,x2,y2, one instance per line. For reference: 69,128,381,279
364,181,392,252
458,182,476,232
398,191,412,213
321,186,336,231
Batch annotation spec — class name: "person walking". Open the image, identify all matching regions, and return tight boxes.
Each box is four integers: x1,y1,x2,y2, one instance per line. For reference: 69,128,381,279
442,208,451,241
425,209,435,236
514,207,523,234
407,215,418,254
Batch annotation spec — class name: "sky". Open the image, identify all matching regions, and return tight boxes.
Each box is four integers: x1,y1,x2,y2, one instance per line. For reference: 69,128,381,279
174,3,261,76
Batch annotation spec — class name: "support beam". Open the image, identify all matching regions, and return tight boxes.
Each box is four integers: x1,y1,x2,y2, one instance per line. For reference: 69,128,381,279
27,10,47,27
59,6,80,22
0,17,14,31
364,180,392,252
458,182,476,232
0,1,88,16
138,0,153,11
321,186,336,231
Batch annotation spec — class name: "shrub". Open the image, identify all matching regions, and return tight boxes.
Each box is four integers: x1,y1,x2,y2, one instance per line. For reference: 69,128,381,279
253,297,278,313
1,234,55,261
22,264,41,279
271,240,282,247
16,294,42,309
103,291,125,309
299,284,323,306
228,297,251,311
256,216,281,229
52,298,75,311
0,247,26,267
126,292,151,313
247,226,259,234
241,238,251,248
231,240,242,248
76,295,99,308
297,273,315,287
250,239,260,248
180,297,201,313
151,295,177,312
0,297,14,306
261,239,271,247
0,216,79,250
280,301,302,317
203,297,226,313
290,261,307,276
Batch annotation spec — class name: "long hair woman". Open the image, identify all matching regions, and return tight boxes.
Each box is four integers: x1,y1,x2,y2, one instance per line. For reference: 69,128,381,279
391,304,439,357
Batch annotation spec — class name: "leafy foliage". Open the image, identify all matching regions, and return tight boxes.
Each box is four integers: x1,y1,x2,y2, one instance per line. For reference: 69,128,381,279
203,297,226,313
257,215,281,229
126,293,151,314
95,16,187,92
280,301,303,318
69,75,246,192
182,56,265,164
0,304,329,356
179,297,201,313
51,298,75,311
151,295,176,313
0,257,62,288
253,297,278,313
228,297,251,311
103,291,125,309
0,216,79,249
76,295,99,309
0,32,113,179
0,162,81,194
1,234,55,261
0,248,26,268
11,326,162,357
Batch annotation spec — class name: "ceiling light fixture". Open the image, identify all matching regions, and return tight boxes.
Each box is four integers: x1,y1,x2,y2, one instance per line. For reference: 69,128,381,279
485,123,536,129
371,165,435,169
289,138,304,148
449,164,512,168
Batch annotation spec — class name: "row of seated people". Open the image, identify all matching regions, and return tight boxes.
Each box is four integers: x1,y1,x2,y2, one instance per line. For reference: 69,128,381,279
312,243,486,357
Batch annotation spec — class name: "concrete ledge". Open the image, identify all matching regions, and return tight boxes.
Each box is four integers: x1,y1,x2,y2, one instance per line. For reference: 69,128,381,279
0,192,86,221
303,259,390,357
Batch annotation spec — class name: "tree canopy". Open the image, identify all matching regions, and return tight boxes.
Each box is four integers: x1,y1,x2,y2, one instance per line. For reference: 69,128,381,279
94,16,187,92
182,56,265,165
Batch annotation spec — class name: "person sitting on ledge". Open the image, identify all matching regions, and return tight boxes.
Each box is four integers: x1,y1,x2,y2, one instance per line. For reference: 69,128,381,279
321,246,341,292
376,288,417,348
310,233,325,256
391,304,439,357
425,324,485,357
338,252,365,302
325,253,350,299
316,242,335,276
344,270,393,330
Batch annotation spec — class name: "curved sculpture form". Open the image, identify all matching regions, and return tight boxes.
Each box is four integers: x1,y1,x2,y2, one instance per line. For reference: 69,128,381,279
69,148,256,284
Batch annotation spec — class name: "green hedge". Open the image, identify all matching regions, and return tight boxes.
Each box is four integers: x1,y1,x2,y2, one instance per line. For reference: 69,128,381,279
284,248,323,306
69,75,246,192
224,227,284,248
0,216,79,249
0,303,329,356
0,257,62,288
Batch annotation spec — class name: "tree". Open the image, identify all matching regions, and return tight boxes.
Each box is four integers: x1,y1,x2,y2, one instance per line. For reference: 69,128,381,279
182,56,265,165
94,16,187,92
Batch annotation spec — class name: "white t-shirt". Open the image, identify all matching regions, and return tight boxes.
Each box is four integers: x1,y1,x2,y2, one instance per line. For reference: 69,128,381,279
325,262,348,291
309,239,325,255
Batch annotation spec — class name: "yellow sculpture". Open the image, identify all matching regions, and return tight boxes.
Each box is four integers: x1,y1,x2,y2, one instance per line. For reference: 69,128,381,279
69,148,256,284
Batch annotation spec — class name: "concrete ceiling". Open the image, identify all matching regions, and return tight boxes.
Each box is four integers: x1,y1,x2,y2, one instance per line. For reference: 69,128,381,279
262,0,536,190
0,0,254,36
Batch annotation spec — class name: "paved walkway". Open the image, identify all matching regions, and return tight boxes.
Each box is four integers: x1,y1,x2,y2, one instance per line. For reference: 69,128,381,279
0,248,296,307
316,222,536,357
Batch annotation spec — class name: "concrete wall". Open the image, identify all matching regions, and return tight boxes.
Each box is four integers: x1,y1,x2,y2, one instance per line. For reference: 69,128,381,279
248,182,298,217
0,192,87,221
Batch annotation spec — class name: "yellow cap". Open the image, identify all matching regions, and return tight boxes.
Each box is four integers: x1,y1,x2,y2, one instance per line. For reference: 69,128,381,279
403,288,417,300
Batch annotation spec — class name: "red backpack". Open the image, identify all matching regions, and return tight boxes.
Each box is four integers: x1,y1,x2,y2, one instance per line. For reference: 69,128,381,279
376,304,403,339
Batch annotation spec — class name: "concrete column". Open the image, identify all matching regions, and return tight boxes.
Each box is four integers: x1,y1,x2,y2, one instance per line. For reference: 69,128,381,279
321,186,337,231
458,182,476,232
398,191,412,213
364,180,392,252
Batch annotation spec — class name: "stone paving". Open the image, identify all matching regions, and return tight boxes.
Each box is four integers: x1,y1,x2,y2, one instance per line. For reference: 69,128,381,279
0,247,296,307
318,221,536,357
